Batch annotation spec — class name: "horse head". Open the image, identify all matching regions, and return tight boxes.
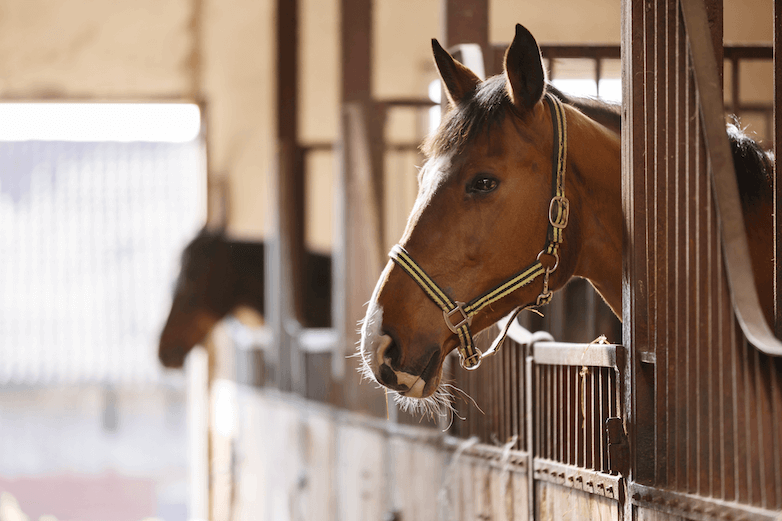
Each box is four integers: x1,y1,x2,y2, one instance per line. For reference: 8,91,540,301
359,24,623,413
159,227,233,368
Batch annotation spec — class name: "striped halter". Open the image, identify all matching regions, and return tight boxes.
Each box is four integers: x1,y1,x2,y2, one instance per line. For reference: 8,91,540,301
389,92,569,370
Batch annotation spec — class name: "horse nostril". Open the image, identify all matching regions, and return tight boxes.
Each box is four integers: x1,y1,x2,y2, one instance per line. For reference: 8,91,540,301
377,332,401,368
378,364,399,387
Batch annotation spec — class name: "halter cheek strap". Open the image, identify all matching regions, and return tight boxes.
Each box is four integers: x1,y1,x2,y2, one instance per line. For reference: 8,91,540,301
389,92,569,371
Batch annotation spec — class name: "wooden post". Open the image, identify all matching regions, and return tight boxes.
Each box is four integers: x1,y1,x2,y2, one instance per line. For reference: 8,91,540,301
269,0,305,393
335,0,387,415
442,0,490,73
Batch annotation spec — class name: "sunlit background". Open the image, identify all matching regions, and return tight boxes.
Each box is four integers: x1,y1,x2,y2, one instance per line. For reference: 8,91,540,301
0,104,205,521
0,0,774,519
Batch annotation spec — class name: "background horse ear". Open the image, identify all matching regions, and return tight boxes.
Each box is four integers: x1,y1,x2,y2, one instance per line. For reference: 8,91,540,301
504,24,546,113
432,39,481,105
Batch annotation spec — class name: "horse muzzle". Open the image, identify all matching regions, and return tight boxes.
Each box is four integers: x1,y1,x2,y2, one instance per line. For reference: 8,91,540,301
360,303,444,399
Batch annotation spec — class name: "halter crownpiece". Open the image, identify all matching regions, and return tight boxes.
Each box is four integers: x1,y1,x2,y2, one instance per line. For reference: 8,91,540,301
389,92,569,370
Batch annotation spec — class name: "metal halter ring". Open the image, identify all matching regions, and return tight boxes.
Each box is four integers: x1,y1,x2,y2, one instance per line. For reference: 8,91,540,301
460,348,483,371
443,302,472,334
537,249,560,272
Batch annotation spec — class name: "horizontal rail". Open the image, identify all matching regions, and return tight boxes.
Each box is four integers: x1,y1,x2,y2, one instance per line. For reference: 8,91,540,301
496,42,773,61
681,0,782,356
630,483,781,521
377,98,438,108
223,319,337,354
723,43,773,59
499,313,621,368
534,458,621,500
533,341,621,369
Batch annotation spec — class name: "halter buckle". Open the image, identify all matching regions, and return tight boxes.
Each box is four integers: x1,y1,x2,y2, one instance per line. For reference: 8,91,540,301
444,302,472,334
459,348,483,371
549,195,570,229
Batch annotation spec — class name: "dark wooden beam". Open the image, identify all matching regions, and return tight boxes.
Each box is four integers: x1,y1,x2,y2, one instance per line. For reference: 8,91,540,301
442,0,490,73
270,0,305,393
336,0,387,416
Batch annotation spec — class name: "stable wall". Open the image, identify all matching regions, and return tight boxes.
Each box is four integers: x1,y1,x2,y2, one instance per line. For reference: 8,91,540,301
0,0,770,243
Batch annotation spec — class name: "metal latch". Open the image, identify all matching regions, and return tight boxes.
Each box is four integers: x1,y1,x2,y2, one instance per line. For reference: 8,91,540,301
605,417,629,475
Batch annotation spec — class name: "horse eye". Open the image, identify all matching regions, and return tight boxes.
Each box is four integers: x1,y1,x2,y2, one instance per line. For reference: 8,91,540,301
469,176,498,193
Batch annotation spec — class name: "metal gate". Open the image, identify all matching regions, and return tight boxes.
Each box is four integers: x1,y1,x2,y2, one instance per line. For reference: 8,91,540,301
622,0,782,518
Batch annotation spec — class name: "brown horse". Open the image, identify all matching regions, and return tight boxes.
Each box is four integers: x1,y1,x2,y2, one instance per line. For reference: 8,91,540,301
358,24,773,413
159,228,332,368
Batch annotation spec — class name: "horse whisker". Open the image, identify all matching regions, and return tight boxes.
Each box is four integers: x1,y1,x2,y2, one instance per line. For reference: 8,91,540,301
442,382,484,416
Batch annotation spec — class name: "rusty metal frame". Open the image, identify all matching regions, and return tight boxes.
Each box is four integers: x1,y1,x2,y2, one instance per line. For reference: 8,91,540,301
680,0,782,356
630,483,781,520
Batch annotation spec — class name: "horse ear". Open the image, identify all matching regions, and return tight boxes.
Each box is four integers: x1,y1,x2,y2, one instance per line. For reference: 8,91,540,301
432,39,481,105
504,24,546,113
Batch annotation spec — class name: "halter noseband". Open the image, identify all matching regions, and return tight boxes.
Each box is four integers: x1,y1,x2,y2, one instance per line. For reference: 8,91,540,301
389,92,569,371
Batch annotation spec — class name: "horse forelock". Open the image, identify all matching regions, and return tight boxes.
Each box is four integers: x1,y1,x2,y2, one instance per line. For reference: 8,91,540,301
423,76,625,161
423,75,513,158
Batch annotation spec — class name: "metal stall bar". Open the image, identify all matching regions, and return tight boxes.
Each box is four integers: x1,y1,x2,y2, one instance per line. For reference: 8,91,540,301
624,0,782,517
775,0,782,337
527,338,625,521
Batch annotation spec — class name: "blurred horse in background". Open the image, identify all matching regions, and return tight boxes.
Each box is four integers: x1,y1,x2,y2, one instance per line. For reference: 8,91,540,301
158,227,332,368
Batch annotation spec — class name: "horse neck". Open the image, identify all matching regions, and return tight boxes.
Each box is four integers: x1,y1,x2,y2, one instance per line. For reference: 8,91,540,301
227,240,266,313
563,104,623,316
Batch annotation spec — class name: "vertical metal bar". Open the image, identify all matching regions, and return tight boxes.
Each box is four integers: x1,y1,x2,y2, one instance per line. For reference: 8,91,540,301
625,0,656,484
535,364,540,458
673,0,687,492
775,0,782,336
517,341,524,450
596,367,608,472
509,340,517,449
581,366,587,468
576,366,583,467
500,344,507,443
590,369,597,469
663,0,679,488
715,187,730,502
743,337,758,504
502,346,516,443
563,367,576,465
525,354,535,521
686,24,699,495
771,356,782,509
545,365,551,459
557,364,563,462
548,365,554,460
